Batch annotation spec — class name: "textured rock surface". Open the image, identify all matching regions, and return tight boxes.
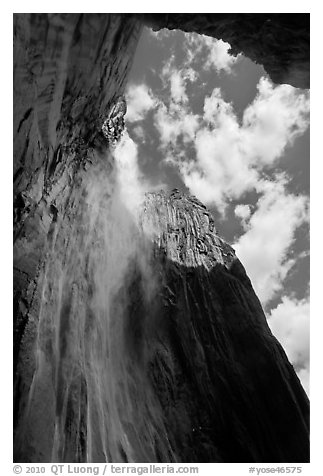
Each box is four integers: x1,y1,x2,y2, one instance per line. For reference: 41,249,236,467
140,13,310,89
101,96,127,145
13,14,142,461
14,184,310,462
13,13,310,463
139,190,310,462
13,13,141,217
13,13,141,351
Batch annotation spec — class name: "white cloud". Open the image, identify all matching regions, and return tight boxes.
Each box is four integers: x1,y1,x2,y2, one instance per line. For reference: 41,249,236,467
153,58,200,148
174,80,309,304
233,179,309,304
178,128,259,213
132,125,146,143
161,57,197,104
183,32,239,73
175,90,257,212
234,204,252,224
125,84,157,123
169,69,188,103
123,34,310,400
184,33,205,64
147,57,200,149
156,77,309,211
241,78,310,167
154,102,199,148
267,296,310,394
151,69,309,307
203,37,239,73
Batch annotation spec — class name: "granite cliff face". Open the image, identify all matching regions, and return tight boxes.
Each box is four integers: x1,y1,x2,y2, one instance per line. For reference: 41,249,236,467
13,13,310,463
14,184,310,463
13,14,142,461
139,190,309,462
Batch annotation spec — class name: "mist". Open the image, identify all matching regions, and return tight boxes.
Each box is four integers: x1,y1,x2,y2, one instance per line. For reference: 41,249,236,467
14,144,161,461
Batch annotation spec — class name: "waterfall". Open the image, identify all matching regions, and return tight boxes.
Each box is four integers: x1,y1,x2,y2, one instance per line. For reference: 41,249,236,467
13,138,309,464
15,143,165,462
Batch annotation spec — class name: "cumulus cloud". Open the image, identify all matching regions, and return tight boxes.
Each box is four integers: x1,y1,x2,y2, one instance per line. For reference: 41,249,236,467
178,89,257,211
203,37,239,73
161,57,197,104
267,296,310,394
154,102,199,148
241,78,310,167
233,179,309,304
156,77,309,211
151,65,309,308
234,204,252,225
149,28,239,75
174,79,309,305
183,32,239,73
132,125,146,143
152,59,200,149
169,70,187,103
125,84,157,123
125,31,310,398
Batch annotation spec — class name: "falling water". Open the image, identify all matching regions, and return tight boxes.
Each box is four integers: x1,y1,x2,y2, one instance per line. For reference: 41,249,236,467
13,136,311,464
14,139,171,462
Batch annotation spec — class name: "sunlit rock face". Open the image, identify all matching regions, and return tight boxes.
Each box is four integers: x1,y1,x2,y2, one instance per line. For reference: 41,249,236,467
139,190,310,462
101,96,127,146
13,13,142,462
14,181,310,462
14,14,309,463
141,189,235,270
140,13,310,89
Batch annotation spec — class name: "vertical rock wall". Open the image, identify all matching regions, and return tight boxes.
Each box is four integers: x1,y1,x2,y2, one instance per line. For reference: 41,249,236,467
13,13,142,461
139,190,309,462
13,13,310,463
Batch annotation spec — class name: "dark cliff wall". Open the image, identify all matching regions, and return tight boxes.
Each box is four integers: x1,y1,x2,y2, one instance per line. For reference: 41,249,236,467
140,13,310,89
14,13,141,200
13,13,310,463
140,191,309,462
13,14,142,461
13,12,141,356
14,184,310,463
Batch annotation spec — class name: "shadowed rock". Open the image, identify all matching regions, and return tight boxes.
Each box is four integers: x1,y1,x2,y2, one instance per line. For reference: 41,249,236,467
13,184,310,462
13,14,310,463
139,13,310,89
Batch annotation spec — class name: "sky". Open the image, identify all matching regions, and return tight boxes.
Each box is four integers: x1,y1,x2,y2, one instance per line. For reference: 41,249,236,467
116,26,310,394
